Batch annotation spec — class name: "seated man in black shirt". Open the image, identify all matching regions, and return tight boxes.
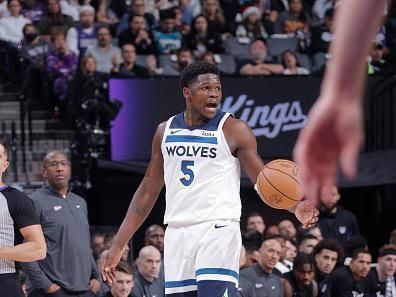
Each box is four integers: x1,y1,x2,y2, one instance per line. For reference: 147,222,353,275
282,253,318,297
324,249,371,297
112,43,149,77
367,244,396,297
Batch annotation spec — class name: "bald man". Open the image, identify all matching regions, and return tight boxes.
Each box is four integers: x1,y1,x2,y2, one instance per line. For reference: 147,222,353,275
132,245,164,297
240,239,284,297
22,150,101,297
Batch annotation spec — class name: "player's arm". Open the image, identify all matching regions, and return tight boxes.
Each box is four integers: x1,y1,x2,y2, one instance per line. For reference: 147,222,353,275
223,117,264,184
224,118,318,227
101,122,165,282
0,224,46,261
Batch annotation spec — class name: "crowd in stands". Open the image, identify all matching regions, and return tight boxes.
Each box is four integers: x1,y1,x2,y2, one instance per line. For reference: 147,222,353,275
1,0,396,114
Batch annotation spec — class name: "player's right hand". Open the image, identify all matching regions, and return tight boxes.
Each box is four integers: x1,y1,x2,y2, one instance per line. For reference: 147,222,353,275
100,245,123,284
293,96,363,203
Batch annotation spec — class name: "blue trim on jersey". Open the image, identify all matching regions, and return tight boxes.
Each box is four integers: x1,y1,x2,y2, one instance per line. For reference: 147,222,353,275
169,111,227,131
165,279,197,288
165,135,218,144
196,268,239,280
0,185,8,191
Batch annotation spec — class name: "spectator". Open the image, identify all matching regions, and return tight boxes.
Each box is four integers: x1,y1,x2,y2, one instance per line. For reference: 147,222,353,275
281,49,310,75
118,14,157,55
265,225,280,238
312,239,343,296
312,0,335,24
239,39,283,75
0,139,46,297
201,51,217,64
19,23,50,101
37,0,74,36
185,15,224,58
367,244,396,297
318,185,360,250
368,43,391,74
285,239,298,265
59,0,81,21
68,55,109,116
262,0,288,34
103,232,131,262
305,226,323,242
144,225,165,255
271,234,293,275
278,219,297,241
101,262,134,297
324,249,372,297
0,0,30,44
282,253,318,297
112,43,150,77
310,8,334,54
276,0,310,35
68,5,98,56
235,6,268,43
46,31,78,101
95,0,119,33
202,0,226,34
22,150,101,297
390,229,396,245
92,233,105,260
162,47,193,75
117,0,157,36
21,0,46,23
245,212,266,236
132,246,164,297
0,0,9,17
240,238,284,297
344,235,368,265
85,26,122,73
153,8,182,55
298,234,319,255
146,54,164,75
242,230,262,268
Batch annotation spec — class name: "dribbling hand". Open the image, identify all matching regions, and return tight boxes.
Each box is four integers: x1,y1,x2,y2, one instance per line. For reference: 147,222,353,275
294,200,319,229
293,96,363,203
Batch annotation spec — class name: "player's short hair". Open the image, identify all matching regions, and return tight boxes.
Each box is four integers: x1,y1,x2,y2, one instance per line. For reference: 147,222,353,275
312,239,344,260
115,261,133,275
351,248,371,260
180,61,219,90
293,252,315,271
0,137,9,160
298,234,318,245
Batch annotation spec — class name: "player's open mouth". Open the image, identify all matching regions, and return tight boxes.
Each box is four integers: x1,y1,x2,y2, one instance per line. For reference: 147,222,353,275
205,102,218,110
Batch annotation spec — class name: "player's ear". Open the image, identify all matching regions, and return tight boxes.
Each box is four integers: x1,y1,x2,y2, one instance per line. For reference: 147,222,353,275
1,160,9,174
183,87,190,99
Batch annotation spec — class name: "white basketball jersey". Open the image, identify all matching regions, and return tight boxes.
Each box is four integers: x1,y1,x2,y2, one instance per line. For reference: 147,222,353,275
161,111,241,226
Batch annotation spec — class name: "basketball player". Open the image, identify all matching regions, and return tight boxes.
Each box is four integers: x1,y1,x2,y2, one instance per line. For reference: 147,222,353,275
101,61,319,297
293,0,388,202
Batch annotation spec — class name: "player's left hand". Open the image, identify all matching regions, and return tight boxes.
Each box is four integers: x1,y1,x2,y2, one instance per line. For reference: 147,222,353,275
294,200,319,228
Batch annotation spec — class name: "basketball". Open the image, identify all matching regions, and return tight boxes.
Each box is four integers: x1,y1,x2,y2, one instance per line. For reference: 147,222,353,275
256,159,304,209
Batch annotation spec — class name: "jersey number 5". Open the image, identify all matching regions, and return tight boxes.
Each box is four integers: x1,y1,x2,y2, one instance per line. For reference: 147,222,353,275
180,160,194,186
